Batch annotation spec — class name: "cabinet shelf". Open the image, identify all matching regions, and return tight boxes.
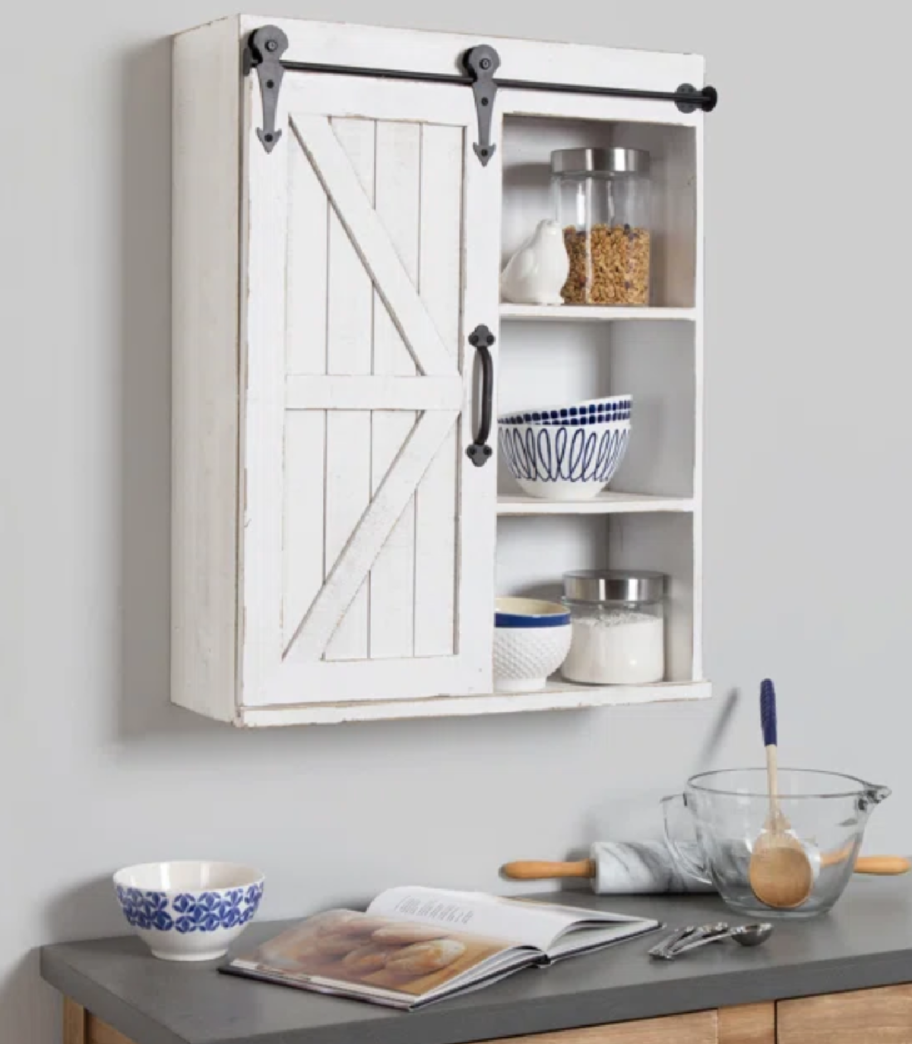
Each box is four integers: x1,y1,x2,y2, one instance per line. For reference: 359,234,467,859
500,304,697,323
497,493,695,516
239,680,712,727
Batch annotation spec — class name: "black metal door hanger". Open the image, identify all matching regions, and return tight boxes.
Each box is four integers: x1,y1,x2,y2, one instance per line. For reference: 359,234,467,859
243,26,718,160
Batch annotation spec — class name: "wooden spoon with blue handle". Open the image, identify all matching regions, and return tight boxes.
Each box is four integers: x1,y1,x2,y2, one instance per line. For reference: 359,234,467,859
748,679,815,909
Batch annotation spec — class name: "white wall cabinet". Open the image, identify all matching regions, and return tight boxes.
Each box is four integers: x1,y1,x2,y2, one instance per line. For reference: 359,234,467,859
172,15,714,726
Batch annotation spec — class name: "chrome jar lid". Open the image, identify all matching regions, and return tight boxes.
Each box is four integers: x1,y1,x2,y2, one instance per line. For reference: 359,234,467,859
550,147,650,177
563,569,667,603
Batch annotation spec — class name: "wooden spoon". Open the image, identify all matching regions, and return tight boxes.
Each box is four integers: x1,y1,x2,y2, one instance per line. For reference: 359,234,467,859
749,679,815,909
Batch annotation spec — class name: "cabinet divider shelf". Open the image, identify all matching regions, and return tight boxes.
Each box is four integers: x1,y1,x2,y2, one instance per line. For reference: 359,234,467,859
499,304,697,322
497,493,695,516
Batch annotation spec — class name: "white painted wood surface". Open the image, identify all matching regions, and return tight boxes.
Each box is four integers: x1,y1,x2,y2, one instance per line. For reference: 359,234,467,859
240,680,713,727
171,17,242,722
497,493,695,516
500,305,697,323
322,115,375,662
240,73,496,707
171,15,709,723
414,123,465,658
370,120,421,661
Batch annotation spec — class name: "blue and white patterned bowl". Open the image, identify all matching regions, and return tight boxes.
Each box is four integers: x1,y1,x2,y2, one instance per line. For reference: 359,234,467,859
113,861,264,962
494,597,572,693
498,396,632,501
500,395,632,428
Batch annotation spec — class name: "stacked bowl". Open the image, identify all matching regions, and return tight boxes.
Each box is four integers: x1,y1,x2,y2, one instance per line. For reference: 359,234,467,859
498,395,632,500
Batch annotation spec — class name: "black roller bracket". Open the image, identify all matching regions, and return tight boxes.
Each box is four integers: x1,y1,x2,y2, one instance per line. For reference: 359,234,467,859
244,26,289,153
462,45,501,166
242,26,717,163
674,83,718,113
466,325,496,467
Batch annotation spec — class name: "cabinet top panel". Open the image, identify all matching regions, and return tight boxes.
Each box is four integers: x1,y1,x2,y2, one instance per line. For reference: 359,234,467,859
177,15,705,93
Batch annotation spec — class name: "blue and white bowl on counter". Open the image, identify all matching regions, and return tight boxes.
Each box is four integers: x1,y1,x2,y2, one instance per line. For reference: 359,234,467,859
498,395,632,501
114,861,264,961
494,598,572,693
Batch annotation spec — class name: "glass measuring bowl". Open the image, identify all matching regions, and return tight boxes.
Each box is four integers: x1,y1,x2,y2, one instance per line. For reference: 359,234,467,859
663,769,891,918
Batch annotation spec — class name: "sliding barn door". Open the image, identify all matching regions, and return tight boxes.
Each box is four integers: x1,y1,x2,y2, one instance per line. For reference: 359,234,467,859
240,73,498,707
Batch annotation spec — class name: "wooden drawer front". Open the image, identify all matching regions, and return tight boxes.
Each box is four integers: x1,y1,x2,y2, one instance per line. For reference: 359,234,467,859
480,1012,717,1044
778,984,912,1044
717,1004,775,1044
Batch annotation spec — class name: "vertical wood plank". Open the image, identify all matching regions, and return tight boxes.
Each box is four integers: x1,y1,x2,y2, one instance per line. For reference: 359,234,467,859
63,998,86,1044
414,123,463,656
282,412,326,649
324,117,375,660
282,141,329,648
285,139,328,376
718,1003,776,1044
241,64,290,703
370,120,421,659
453,107,499,688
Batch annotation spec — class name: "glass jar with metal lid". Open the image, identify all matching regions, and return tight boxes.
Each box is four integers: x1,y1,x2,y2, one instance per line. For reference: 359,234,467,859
551,147,652,306
561,569,666,685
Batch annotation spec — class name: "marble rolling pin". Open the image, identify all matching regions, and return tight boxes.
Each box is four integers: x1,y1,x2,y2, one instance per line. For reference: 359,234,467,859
502,844,910,895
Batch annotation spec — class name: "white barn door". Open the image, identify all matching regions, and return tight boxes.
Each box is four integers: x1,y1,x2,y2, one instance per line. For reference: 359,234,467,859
241,73,498,707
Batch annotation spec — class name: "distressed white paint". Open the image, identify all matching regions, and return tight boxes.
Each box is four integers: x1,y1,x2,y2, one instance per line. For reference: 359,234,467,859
414,122,465,657
285,376,462,412
172,16,707,722
171,17,242,722
500,305,697,322
497,493,696,516
323,115,375,662
370,120,421,660
240,680,713,727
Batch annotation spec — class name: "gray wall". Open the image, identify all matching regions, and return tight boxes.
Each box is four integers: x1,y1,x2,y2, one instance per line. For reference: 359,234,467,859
3,1,909,1040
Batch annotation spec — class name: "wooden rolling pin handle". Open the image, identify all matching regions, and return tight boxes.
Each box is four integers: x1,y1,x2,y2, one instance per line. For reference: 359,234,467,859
854,856,911,875
501,859,596,880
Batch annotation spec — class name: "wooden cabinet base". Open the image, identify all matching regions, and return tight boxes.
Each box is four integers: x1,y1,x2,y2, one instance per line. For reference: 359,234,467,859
63,1001,132,1044
62,988,912,1044
778,983,912,1044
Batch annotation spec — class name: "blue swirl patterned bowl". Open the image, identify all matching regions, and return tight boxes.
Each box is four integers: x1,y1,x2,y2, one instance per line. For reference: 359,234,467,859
498,396,632,501
113,861,264,962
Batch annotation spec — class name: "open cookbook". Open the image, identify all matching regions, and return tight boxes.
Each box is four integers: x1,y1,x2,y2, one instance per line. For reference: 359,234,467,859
224,886,660,1009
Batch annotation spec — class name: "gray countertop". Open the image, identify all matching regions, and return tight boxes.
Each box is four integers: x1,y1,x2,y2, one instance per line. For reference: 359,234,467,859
41,878,912,1044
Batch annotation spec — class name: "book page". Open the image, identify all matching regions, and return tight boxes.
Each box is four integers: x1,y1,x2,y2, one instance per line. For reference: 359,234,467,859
367,886,644,951
228,909,536,1008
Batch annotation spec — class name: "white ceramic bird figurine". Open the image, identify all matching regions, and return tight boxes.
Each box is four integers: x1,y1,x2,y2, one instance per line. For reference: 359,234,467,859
500,219,569,306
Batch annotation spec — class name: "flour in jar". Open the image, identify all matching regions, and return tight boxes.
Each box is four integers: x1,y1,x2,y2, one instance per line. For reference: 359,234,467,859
562,609,664,685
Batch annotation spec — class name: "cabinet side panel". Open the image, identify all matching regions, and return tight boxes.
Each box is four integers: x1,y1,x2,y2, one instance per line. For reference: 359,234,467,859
171,18,241,721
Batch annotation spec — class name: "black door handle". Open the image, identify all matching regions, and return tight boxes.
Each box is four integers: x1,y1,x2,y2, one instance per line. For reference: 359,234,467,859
466,325,495,467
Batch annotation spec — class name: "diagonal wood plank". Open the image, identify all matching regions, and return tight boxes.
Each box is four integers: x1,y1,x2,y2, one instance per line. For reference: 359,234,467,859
286,410,458,661
285,375,462,411
290,113,456,379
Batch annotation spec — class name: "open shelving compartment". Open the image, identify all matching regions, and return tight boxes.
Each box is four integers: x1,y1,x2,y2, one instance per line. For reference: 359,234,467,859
493,108,708,708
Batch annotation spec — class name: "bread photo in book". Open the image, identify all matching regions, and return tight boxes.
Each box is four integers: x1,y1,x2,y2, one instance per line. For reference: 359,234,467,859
328,915,392,937
385,939,466,977
315,934,364,958
371,924,448,945
342,944,401,974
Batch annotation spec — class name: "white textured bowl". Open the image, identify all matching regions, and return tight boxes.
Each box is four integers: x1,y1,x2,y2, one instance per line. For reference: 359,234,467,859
498,397,632,501
494,597,572,693
113,861,264,962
